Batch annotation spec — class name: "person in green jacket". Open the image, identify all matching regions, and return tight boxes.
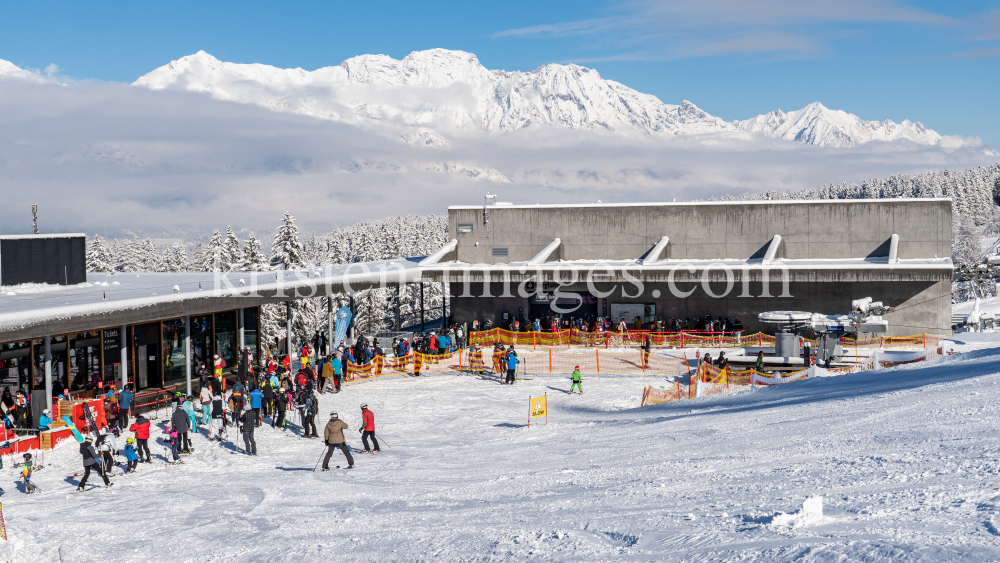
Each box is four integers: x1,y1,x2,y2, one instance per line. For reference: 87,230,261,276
570,366,583,394
755,351,765,373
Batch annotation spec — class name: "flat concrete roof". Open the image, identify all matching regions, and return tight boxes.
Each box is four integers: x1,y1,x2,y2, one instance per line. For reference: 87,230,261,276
448,197,952,210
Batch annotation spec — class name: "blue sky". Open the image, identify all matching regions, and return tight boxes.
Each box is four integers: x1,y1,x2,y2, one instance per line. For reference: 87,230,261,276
1,0,998,143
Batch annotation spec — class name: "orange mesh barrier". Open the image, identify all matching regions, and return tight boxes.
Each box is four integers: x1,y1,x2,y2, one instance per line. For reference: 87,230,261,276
641,382,688,406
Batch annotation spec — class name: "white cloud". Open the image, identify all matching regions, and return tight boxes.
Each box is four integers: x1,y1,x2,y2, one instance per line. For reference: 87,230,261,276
0,77,994,240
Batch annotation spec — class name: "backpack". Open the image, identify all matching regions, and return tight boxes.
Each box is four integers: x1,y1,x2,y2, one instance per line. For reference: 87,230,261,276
308,396,318,415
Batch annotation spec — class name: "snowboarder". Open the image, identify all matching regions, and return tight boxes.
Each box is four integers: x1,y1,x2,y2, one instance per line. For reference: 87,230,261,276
240,404,257,455
123,437,138,473
129,414,152,463
78,437,111,491
360,403,379,452
322,412,354,470
570,366,583,394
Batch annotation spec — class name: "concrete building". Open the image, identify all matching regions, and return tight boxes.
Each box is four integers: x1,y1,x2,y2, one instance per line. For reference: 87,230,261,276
429,198,953,336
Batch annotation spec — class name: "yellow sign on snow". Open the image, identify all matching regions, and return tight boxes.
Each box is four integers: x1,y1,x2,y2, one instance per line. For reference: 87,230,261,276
529,395,547,419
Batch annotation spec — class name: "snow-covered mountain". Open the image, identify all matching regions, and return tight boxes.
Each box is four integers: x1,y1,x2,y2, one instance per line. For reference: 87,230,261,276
0,51,974,149
133,49,732,139
130,49,967,148
732,102,947,148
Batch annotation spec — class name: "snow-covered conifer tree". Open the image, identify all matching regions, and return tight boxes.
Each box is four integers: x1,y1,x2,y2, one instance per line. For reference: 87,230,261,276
270,212,305,270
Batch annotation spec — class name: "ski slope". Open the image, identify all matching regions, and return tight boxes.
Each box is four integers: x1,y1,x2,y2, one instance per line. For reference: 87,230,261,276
4,348,1000,562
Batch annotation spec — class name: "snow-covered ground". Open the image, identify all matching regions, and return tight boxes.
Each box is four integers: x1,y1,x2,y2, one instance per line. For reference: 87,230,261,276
6,347,1000,562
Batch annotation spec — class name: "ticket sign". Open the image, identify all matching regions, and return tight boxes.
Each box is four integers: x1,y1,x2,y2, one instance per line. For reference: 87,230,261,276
528,393,547,427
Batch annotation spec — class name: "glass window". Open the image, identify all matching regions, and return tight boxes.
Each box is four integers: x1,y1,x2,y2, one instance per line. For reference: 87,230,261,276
243,307,259,364
69,332,101,391
215,311,236,370
190,316,213,383
0,341,31,392
162,319,187,386
34,336,69,398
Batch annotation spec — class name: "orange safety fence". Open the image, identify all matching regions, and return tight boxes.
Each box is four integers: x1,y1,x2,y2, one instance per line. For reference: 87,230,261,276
469,329,945,351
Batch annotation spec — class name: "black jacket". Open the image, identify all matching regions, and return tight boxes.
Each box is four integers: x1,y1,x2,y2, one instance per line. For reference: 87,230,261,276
211,397,225,418
80,442,99,467
171,407,189,432
241,409,256,432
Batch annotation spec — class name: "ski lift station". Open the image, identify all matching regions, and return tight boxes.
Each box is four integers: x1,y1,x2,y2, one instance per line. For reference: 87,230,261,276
0,197,953,433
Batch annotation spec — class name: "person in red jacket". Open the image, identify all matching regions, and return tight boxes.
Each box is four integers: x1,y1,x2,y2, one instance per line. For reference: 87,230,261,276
129,414,152,463
360,403,379,452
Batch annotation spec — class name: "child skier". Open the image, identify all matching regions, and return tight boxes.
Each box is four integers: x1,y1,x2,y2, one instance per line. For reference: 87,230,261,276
570,366,583,394
21,453,38,494
164,425,181,463
123,437,139,473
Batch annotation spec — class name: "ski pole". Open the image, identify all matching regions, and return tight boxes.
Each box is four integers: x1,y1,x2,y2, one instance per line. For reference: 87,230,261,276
313,446,326,472
373,433,391,448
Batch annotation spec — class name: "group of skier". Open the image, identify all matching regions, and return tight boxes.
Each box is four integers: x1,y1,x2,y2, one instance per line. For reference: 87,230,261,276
36,343,378,493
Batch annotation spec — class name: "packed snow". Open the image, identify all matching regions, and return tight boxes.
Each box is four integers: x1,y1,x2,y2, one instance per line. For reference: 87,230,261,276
6,344,1000,561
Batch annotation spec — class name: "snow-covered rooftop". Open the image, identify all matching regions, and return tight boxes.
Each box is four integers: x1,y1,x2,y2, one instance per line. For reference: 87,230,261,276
0,260,422,342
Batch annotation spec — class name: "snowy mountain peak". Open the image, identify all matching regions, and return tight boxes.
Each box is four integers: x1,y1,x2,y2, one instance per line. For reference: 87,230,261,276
133,49,971,148
733,102,948,148
0,58,48,83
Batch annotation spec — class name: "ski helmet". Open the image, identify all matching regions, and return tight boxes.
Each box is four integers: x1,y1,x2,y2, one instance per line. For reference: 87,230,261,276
360,403,367,410
42,409,50,416
22,453,31,461
126,437,134,444
330,412,338,419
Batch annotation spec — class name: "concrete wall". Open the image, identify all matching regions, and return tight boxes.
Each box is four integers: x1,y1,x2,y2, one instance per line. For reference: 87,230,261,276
449,199,952,264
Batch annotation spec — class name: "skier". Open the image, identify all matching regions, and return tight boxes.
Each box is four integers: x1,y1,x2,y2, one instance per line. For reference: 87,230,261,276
505,349,519,385
99,439,114,475
171,402,191,454
303,391,319,438
118,385,133,429
164,425,181,463
262,377,274,419
273,387,288,429
210,392,225,441
182,395,197,443
755,351,765,373
570,366,583,394
78,437,111,491
360,403,379,452
199,384,213,426
492,344,504,382
129,414,152,463
21,453,38,494
123,437,139,473
332,354,343,392
240,404,257,455
322,412,354,471
249,386,264,427
106,399,121,432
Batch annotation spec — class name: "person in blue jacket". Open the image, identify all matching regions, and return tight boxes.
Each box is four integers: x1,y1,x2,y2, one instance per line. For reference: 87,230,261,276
505,352,519,385
249,387,264,426
37,408,52,430
123,437,139,473
118,385,134,428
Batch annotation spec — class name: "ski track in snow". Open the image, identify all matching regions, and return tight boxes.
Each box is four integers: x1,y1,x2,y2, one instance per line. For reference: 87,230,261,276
6,348,1000,561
